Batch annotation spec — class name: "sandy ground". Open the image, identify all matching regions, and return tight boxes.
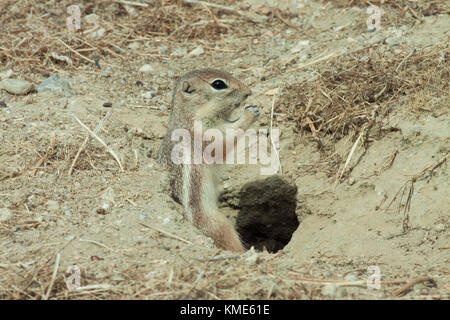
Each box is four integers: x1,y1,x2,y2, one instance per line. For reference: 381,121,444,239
0,0,449,299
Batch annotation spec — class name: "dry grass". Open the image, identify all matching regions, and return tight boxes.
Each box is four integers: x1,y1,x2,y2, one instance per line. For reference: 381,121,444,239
320,0,449,28
325,0,449,16
0,0,260,74
1,243,428,300
277,42,448,180
279,43,449,139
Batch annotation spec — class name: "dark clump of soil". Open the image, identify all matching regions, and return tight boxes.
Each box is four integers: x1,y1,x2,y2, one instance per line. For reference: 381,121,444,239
236,175,299,253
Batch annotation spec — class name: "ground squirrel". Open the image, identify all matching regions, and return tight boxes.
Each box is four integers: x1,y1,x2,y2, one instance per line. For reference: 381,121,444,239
157,69,260,252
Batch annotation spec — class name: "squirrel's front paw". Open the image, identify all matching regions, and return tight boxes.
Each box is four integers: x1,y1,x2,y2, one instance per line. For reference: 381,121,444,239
244,105,260,119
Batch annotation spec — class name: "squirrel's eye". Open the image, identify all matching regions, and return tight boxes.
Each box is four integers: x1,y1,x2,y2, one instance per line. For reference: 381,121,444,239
210,79,228,90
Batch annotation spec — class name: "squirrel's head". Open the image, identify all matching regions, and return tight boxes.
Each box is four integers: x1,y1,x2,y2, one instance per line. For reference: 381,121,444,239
172,69,252,125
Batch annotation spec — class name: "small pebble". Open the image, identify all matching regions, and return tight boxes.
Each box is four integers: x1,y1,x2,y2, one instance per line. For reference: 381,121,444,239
142,90,157,100
344,273,358,281
290,40,310,53
103,102,112,108
162,217,170,224
0,69,13,80
100,66,112,77
84,13,99,24
139,211,148,220
434,223,445,233
139,64,153,73
187,45,204,57
0,78,34,95
90,27,105,40
0,207,13,222
321,283,348,298
36,75,72,97
158,45,168,54
45,200,60,212
171,47,187,56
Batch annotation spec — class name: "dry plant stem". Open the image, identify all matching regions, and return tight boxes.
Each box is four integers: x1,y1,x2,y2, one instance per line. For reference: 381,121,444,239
384,153,448,232
335,126,366,186
385,153,449,212
72,114,124,172
140,223,195,246
184,270,205,298
68,110,113,176
289,274,406,286
270,90,282,175
31,134,55,176
184,0,258,23
195,255,241,262
58,39,95,64
395,48,416,72
392,277,436,297
43,253,60,300
274,8,301,31
287,50,337,73
26,237,77,293
114,0,149,7
286,44,381,75
78,239,115,252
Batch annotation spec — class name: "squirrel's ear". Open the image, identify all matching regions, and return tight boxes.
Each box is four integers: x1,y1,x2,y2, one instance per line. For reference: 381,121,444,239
181,81,194,94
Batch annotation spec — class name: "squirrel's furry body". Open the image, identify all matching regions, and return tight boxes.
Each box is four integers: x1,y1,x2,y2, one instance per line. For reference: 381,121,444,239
157,69,259,252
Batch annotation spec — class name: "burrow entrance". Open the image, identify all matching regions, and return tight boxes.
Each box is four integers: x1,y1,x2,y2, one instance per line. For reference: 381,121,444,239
235,175,299,253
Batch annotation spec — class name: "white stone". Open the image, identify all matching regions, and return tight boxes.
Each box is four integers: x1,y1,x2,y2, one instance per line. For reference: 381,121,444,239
0,207,13,222
187,45,204,57
139,64,153,73
84,13,99,24
0,78,34,95
45,200,60,211
291,40,310,54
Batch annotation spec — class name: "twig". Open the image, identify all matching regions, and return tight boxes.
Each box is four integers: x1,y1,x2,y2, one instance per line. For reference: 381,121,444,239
140,222,194,246
194,255,241,262
58,39,95,64
74,284,111,291
395,49,416,72
287,50,337,73
31,134,55,176
72,115,124,172
269,89,282,175
335,127,366,186
114,0,148,7
384,153,448,232
385,153,449,212
68,110,113,176
392,277,436,297
274,8,301,31
289,274,406,286
183,0,260,23
184,270,205,298
43,253,60,300
78,239,115,252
